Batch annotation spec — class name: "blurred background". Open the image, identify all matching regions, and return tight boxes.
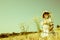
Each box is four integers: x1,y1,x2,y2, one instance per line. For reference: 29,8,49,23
0,0,60,33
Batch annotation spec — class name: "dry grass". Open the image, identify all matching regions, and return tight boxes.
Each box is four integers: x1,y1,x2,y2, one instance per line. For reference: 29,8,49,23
0,29,60,40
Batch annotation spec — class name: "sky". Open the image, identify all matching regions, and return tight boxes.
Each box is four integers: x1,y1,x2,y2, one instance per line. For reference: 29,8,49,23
0,0,60,33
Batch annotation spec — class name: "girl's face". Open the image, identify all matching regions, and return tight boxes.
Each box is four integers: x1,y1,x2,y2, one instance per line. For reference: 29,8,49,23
44,14,49,19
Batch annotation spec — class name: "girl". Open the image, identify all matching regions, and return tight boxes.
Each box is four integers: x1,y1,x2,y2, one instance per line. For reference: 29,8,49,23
40,11,54,40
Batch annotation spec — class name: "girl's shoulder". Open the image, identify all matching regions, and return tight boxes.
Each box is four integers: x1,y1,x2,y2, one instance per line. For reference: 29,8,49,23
48,18,52,22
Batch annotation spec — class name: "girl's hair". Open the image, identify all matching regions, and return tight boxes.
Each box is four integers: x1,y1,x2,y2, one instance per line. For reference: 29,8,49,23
42,12,51,18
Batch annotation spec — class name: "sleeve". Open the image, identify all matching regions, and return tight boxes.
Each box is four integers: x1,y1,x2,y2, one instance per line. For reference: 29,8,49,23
49,18,53,23
40,21,43,30
41,21,44,26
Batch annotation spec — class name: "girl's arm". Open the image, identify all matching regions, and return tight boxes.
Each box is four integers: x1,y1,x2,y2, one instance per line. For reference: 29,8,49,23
49,21,54,31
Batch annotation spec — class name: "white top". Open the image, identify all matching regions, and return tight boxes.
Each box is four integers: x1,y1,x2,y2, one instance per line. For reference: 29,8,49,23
41,18,52,37
41,18,52,32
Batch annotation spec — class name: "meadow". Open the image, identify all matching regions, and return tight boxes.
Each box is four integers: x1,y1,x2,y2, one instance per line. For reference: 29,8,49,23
0,29,60,40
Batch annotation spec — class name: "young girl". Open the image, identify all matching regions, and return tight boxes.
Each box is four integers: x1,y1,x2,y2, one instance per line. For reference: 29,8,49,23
40,11,54,40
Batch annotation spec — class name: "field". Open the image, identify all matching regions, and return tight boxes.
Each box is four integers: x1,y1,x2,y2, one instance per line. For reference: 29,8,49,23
0,29,60,40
